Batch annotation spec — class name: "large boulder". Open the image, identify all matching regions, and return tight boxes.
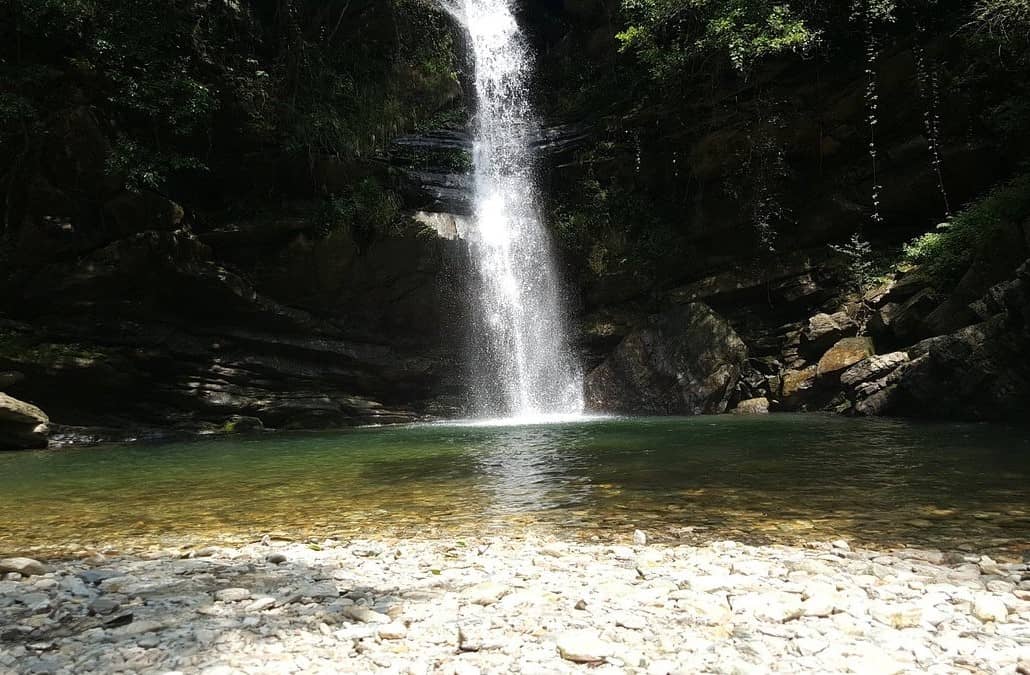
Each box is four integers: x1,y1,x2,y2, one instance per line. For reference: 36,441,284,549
0,393,50,450
894,317,1030,420
801,311,857,359
103,190,185,236
779,365,818,409
839,352,911,417
816,337,875,378
584,303,747,415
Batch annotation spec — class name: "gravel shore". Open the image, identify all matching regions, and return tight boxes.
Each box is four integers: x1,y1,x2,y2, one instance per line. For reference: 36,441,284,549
2,534,1028,674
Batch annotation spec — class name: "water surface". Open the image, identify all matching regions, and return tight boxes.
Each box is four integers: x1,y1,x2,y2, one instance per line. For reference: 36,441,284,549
1,415,1028,559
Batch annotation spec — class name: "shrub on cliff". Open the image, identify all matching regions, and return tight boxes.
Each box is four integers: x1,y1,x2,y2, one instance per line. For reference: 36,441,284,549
904,174,1030,287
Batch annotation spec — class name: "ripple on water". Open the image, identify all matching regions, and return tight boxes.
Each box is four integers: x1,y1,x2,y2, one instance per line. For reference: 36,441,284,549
0,415,1028,559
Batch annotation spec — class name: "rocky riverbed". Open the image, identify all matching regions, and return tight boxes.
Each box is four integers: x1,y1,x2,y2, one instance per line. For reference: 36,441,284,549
1,535,1028,674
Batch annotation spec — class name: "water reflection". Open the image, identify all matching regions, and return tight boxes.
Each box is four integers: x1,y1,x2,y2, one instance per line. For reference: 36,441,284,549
0,415,1028,559
470,423,593,516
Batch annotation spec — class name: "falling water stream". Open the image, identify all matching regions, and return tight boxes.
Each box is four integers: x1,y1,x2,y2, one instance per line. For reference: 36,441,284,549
447,0,583,418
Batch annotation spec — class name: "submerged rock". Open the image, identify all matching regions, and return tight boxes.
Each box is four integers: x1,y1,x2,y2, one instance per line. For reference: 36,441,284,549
583,302,747,415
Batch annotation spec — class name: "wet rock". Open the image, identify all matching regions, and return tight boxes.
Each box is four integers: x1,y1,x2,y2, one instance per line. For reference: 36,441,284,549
266,553,287,565
584,302,747,415
223,415,264,433
0,558,47,576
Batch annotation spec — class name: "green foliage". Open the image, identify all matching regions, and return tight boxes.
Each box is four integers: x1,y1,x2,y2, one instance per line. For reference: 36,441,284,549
552,169,681,278
903,174,1030,286
316,179,401,245
616,0,816,76
275,0,459,159
971,0,1030,42
830,233,881,292
3,0,220,190
1,0,458,205
106,139,207,191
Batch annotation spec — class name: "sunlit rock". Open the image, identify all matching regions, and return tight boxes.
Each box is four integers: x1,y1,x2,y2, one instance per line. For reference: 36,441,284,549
816,337,875,378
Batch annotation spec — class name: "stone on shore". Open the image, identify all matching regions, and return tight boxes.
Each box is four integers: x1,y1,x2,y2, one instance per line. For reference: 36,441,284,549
556,630,612,662
0,557,47,576
0,393,50,450
0,537,1025,674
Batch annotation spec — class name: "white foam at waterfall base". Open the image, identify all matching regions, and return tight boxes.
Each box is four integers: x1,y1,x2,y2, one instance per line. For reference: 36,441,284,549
432,412,611,429
451,0,585,419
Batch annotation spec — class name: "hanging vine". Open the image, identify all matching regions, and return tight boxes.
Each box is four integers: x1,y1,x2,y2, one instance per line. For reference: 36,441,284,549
912,37,952,217
862,2,885,227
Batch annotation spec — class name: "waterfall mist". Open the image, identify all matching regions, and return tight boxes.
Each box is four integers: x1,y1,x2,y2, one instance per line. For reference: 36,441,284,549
445,0,584,419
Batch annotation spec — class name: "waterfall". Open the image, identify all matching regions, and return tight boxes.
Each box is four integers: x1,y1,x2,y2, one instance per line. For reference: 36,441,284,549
445,0,583,419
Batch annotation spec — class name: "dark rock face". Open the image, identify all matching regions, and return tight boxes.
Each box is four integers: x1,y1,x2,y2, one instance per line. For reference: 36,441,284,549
0,393,49,450
584,303,747,415
0,221,468,435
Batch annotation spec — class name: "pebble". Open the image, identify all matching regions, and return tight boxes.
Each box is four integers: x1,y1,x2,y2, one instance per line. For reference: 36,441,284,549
87,597,121,615
463,581,509,606
634,530,648,546
0,537,1025,674
614,612,647,630
244,596,276,612
344,605,391,624
378,622,408,639
118,620,163,635
972,593,1009,622
214,587,250,602
556,630,612,662
266,553,287,565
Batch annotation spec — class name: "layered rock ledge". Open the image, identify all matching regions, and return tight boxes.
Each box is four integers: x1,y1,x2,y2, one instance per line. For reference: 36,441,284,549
1,536,1027,674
